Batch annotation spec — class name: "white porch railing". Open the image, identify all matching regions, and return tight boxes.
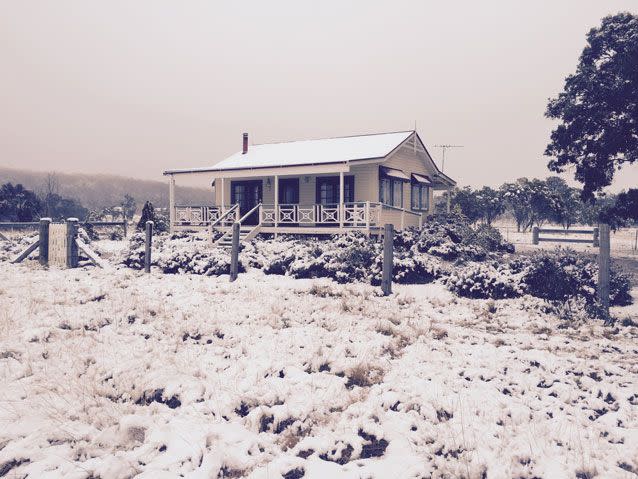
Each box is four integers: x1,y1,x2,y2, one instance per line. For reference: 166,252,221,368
174,205,222,226
260,202,377,227
173,202,422,230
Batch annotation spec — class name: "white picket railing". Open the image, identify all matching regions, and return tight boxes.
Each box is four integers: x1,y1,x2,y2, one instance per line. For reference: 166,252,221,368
173,202,422,230
260,202,379,227
174,205,223,226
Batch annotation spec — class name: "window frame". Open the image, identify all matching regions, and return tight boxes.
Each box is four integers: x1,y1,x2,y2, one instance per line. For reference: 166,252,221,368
410,181,430,211
379,168,405,208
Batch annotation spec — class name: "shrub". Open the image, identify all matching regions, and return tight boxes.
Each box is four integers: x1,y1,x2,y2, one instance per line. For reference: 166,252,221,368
410,213,513,261
446,261,524,299
522,249,632,307
82,223,100,241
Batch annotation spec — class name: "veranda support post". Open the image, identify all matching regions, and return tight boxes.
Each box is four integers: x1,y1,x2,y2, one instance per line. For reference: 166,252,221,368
66,218,79,268
144,221,153,273
381,223,393,296
39,218,51,266
597,224,610,314
229,222,240,282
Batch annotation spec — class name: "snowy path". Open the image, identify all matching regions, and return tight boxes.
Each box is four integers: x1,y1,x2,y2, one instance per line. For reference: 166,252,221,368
0,263,636,478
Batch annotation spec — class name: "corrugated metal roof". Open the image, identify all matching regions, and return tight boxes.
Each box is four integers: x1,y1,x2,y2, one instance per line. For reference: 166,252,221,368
207,130,413,171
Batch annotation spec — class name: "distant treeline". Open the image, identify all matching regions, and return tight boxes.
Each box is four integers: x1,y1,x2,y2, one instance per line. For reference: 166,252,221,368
0,167,210,211
442,177,638,230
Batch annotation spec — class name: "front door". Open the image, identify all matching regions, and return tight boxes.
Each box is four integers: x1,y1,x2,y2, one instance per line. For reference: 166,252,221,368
278,178,299,204
231,180,262,225
278,178,300,225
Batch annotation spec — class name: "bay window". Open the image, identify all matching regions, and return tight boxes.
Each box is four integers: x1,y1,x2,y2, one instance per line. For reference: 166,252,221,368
410,173,431,211
379,167,408,207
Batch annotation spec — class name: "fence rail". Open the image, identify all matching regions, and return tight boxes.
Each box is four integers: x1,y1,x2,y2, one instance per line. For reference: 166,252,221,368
532,226,599,247
0,220,128,239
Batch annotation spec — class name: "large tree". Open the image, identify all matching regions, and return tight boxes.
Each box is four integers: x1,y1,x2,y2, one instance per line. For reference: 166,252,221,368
475,186,504,226
451,187,482,223
545,176,582,230
500,179,533,232
545,13,638,200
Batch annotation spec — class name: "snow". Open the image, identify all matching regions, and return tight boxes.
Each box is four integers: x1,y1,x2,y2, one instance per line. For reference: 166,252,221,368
165,131,414,173
0,259,637,478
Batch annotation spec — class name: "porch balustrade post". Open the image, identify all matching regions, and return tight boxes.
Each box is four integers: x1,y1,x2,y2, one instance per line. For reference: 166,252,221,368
339,171,344,229
274,175,279,231
221,178,225,214
365,201,370,230
446,187,451,214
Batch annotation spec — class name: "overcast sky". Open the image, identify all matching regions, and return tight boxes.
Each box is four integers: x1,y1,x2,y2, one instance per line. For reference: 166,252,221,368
1,0,637,190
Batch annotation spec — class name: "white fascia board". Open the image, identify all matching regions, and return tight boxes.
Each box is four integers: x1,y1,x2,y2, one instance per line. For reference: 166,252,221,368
170,162,351,179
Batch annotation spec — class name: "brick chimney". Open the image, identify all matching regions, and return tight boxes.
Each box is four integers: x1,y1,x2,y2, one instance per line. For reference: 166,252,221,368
242,132,248,154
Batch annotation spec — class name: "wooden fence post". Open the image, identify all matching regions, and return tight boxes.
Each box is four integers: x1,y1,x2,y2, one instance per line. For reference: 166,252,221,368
144,221,153,273
39,218,51,266
123,219,128,239
532,226,539,245
66,218,79,268
381,223,393,296
597,223,610,313
229,222,240,282
592,227,599,247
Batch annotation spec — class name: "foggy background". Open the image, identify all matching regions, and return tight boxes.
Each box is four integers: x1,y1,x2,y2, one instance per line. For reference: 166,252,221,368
1,0,637,190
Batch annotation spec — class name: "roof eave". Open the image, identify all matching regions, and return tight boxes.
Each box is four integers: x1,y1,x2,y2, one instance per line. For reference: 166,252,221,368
163,156,390,176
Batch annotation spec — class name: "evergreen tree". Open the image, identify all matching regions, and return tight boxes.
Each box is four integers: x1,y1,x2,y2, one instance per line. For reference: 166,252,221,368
137,201,156,230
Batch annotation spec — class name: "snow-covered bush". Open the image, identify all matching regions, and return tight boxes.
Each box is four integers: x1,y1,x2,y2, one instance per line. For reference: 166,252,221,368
408,213,514,261
121,232,146,269
522,249,632,307
119,231,237,275
446,249,633,309
446,261,524,299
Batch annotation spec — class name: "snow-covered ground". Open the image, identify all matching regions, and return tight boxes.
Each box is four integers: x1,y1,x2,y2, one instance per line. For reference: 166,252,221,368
1,261,637,478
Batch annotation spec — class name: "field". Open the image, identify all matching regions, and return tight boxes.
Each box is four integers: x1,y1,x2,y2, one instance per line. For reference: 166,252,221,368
1,248,637,478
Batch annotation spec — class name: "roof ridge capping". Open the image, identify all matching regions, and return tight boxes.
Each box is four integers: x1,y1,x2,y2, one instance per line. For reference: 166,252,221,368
252,129,414,146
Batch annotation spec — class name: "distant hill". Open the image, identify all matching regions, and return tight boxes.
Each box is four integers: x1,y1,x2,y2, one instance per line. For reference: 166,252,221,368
0,167,211,211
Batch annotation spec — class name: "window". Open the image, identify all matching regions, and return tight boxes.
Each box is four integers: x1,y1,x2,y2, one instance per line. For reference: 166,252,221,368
411,183,429,210
379,168,406,207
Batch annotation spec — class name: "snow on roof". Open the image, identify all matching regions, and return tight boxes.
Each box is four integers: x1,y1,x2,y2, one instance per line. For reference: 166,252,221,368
207,130,414,171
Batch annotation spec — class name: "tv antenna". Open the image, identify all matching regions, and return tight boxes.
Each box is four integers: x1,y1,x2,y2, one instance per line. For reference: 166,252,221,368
434,144,464,172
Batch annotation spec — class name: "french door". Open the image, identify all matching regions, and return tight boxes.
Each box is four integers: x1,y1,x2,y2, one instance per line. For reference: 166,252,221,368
315,176,354,225
231,180,262,225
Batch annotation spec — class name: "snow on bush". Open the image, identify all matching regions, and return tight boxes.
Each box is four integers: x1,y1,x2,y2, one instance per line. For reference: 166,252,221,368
115,220,632,319
522,248,633,307
446,261,524,299
447,249,633,310
120,231,240,275
400,213,515,262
